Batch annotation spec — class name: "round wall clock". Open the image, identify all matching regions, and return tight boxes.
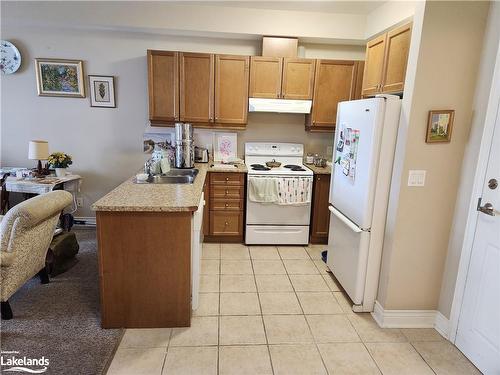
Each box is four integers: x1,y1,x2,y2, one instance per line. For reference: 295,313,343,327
1,40,22,74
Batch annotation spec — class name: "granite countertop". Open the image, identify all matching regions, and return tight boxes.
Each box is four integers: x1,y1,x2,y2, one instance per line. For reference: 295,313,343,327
306,163,332,175
208,163,247,173
92,164,209,213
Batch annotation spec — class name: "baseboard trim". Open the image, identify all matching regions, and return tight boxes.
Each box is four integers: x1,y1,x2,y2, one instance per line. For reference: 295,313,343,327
74,216,96,226
372,301,450,339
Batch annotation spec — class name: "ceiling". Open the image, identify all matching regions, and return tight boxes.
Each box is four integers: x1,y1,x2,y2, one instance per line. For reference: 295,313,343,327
178,1,386,15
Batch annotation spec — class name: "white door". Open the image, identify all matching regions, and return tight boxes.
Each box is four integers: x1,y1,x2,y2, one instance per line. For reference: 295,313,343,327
329,98,386,228
455,102,500,374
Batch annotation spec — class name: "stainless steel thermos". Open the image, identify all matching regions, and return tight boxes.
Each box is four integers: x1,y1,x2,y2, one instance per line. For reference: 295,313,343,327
174,122,194,169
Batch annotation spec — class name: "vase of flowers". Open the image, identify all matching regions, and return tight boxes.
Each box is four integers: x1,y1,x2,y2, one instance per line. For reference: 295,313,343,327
48,152,73,177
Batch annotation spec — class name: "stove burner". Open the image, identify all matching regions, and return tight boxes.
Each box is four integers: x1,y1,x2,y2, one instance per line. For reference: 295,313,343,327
284,165,300,168
251,164,271,171
284,164,306,172
291,167,306,171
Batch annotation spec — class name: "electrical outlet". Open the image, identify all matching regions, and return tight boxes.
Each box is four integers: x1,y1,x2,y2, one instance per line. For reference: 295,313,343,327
408,170,426,187
76,197,83,207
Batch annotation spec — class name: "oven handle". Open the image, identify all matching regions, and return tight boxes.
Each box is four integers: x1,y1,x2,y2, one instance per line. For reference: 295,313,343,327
328,205,362,233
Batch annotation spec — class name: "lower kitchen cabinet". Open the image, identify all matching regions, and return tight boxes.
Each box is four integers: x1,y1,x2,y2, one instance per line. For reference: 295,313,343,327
204,172,246,243
310,173,331,244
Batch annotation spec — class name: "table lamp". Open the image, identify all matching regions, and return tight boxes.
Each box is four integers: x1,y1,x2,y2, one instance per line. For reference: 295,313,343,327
28,140,49,175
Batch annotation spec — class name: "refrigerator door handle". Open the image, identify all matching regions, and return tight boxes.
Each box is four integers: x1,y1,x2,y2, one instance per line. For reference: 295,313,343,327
328,205,363,233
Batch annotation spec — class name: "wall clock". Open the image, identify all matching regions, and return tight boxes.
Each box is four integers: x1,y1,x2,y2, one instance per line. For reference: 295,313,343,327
1,40,22,74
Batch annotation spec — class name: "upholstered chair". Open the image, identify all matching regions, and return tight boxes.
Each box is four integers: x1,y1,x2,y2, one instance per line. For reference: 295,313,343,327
0,190,72,319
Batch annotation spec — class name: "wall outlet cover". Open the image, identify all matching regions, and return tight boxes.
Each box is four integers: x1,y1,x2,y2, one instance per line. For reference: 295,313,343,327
76,197,83,207
408,170,426,187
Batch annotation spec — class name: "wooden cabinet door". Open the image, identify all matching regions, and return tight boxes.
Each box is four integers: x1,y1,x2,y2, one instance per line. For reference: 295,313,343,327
215,55,249,125
249,57,282,98
282,58,316,100
203,175,210,237
179,52,214,123
381,23,412,93
147,50,179,124
309,60,357,130
210,211,243,236
361,34,386,97
310,174,331,244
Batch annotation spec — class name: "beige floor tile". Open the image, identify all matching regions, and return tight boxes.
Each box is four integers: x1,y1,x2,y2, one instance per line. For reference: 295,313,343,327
170,316,219,346
255,275,293,292
259,292,302,314
306,245,326,260
252,260,287,275
401,328,444,342
278,246,310,259
283,259,319,275
269,344,327,375
220,275,256,292
323,274,342,291
314,259,330,274
220,292,261,315
120,328,171,349
219,315,266,345
107,348,166,375
297,292,343,314
202,244,220,259
201,259,219,275
289,275,329,291
193,293,219,317
249,246,280,260
264,315,314,344
163,346,217,375
306,314,360,343
366,342,434,375
413,341,481,375
220,260,253,275
333,292,354,313
318,343,381,374
221,244,250,259
347,313,407,343
200,275,219,293
219,345,273,375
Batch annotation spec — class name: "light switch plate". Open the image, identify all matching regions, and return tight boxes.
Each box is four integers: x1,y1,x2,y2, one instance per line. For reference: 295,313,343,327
408,170,426,187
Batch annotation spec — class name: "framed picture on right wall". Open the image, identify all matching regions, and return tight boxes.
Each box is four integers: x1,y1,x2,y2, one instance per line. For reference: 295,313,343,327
426,109,455,143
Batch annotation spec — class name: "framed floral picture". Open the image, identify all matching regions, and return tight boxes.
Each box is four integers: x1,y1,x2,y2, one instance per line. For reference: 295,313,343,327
88,75,116,108
426,110,455,143
35,58,85,97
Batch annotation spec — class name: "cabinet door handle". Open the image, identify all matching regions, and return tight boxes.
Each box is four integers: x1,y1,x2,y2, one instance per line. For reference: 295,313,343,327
225,203,229,207
225,190,229,195
225,177,229,181
224,221,229,226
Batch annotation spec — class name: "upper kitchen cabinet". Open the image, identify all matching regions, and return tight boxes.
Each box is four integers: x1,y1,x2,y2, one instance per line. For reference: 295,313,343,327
147,50,179,124
179,52,214,123
282,58,316,100
362,22,412,97
249,56,282,98
306,60,362,132
215,55,250,126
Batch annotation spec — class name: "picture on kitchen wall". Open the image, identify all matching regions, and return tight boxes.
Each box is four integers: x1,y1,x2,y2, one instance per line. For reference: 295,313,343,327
89,75,116,108
143,132,173,153
35,58,85,97
426,110,455,143
214,132,237,162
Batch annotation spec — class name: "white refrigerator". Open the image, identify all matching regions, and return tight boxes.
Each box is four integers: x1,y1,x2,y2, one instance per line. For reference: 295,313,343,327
327,95,401,312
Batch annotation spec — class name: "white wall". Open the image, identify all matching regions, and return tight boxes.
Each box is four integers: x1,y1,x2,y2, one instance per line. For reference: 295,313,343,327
365,1,417,38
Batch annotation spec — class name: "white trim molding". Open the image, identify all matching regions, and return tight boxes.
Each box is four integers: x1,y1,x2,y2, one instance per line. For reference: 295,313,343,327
372,301,450,338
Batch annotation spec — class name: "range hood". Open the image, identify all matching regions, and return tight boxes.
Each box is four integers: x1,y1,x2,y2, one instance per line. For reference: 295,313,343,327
248,98,312,114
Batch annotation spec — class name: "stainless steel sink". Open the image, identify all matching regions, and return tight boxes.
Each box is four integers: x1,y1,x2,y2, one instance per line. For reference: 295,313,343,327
136,169,199,184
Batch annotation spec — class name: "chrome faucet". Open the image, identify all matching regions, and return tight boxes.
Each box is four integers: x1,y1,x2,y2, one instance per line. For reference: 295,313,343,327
144,159,153,176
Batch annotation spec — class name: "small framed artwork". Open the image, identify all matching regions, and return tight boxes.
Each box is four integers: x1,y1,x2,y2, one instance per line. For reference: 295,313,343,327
426,110,455,143
35,58,85,97
88,75,116,108
213,132,237,162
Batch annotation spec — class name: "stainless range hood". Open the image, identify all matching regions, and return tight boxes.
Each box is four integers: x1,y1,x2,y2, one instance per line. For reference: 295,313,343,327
248,98,312,114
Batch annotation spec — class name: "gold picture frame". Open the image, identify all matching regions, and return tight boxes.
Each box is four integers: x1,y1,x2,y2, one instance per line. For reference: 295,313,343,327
35,58,85,97
426,110,455,143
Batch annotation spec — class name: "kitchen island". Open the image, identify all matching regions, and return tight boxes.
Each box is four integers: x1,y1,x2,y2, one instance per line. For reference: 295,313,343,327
92,164,208,328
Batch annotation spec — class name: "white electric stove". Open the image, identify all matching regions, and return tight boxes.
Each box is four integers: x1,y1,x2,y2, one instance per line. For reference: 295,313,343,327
245,142,313,245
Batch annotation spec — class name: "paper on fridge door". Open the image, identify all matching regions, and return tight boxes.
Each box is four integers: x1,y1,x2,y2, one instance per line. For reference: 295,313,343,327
335,123,361,183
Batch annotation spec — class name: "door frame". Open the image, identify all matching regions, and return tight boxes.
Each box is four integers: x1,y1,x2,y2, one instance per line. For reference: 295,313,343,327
448,39,500,343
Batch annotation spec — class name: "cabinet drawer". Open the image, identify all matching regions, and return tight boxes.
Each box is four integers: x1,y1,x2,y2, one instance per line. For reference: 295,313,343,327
210,172,244,186
210,199,243,211
210,185,244,199
210,211,243,236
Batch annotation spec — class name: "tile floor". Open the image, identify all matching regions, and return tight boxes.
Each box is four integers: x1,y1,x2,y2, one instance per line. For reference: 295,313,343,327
107,243,480,375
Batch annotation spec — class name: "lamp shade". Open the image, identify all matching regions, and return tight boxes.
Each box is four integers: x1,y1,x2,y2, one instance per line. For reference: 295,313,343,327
28,140,49,160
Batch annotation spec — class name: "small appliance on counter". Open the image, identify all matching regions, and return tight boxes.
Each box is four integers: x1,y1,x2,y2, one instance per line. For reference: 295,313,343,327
194,146,209,163
174,122,194,169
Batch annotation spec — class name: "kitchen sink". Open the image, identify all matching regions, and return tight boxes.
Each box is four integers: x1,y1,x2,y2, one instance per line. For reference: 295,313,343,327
136,169,199,184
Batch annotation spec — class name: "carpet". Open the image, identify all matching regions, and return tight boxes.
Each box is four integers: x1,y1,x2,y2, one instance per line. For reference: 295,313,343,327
0,228,123,375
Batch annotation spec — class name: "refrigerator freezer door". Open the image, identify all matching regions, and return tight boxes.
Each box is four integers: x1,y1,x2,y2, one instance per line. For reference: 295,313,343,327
329,98,386,229
326,206,370,305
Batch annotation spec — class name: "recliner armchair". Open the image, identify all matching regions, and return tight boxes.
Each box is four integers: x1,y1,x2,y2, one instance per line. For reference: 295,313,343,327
0,190,73,319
